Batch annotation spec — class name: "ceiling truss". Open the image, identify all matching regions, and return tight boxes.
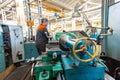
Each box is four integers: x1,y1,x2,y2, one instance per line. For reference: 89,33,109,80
0,0,101,22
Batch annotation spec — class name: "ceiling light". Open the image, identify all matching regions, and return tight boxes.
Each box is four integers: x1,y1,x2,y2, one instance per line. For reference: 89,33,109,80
72,11,81,18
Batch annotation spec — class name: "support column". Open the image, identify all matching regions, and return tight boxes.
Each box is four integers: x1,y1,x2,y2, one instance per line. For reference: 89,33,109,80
101,0,109,54
72,18,76,30
26,0,33,41
15,0,27,36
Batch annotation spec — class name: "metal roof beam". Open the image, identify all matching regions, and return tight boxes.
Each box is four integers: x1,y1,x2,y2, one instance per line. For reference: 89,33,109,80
45,0,71,11
78,0,90,9
0,0,13,9
83,5,101,12
87,1,101,6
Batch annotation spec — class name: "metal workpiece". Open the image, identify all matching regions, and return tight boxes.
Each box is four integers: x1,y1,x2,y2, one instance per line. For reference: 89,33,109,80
59,34,75,50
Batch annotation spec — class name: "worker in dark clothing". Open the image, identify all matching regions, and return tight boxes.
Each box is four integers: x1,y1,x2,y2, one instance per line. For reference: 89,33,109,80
36,18,49,55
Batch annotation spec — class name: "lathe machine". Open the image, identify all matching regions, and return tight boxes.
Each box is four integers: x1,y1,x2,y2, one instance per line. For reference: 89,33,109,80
32,27,113,80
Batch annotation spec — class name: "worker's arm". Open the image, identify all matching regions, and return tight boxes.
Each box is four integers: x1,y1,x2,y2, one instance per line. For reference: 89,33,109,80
44,28,53,40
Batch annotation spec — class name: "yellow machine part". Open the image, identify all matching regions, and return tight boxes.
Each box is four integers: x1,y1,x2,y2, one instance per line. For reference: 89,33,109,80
73,37,98,62
27,20,34,27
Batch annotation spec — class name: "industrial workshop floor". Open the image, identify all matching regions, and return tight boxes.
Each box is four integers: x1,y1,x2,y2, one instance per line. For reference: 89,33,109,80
4,63,32,80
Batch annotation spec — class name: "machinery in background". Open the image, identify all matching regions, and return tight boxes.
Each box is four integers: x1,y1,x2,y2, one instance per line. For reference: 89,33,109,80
0,24,24,72
30,29,113,80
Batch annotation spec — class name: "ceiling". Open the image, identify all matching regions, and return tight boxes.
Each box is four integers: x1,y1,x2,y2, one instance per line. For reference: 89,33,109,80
0,0,102,22
42,0,101,13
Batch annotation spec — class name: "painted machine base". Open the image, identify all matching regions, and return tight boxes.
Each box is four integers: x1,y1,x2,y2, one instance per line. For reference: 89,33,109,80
62,55,105,80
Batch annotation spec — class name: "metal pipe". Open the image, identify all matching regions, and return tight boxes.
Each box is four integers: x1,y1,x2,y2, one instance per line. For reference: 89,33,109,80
91,27,109,29
100,27,113,36
84,6,101,13
59,34,75,50
100,0,109,54
87,26,113,36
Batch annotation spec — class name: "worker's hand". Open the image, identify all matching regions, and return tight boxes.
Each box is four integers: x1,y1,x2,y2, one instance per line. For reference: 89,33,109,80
45,32,49,37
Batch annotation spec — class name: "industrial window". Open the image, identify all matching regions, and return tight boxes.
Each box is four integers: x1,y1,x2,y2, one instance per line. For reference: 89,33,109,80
115,0,120,3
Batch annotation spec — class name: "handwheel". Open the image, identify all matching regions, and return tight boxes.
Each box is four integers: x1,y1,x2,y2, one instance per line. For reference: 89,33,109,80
72,37,98,62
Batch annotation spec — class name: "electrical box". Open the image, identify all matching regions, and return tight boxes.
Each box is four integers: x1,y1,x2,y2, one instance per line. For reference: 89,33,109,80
0,24,25,72
8,25,25,63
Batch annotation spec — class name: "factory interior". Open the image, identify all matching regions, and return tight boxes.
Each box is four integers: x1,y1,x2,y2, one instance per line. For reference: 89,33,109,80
0,0,120,80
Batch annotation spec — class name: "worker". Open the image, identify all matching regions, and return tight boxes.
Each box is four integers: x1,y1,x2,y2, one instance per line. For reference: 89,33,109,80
36,18,49,55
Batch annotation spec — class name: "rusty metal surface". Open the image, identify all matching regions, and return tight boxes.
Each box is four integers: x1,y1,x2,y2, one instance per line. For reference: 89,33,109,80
4,63,32,80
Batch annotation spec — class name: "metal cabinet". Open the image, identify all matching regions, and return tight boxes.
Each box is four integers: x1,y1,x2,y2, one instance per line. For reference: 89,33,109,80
9,26,25,63
0,25,5,72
